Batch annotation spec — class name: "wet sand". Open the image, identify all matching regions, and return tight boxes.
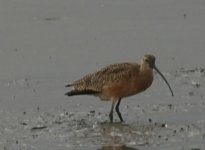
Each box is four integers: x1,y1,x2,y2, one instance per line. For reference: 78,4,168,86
0,0,205,150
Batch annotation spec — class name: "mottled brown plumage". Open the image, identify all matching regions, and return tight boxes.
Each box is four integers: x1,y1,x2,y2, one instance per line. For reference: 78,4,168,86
65,54,174,122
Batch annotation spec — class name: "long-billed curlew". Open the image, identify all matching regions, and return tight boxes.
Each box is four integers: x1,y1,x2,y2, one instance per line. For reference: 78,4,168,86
65,54,174,123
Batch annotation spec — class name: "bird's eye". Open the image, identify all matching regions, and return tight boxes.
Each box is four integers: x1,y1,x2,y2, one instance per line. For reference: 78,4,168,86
145,59,149,62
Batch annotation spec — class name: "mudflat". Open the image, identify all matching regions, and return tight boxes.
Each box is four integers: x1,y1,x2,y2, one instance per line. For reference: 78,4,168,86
0,0,205,149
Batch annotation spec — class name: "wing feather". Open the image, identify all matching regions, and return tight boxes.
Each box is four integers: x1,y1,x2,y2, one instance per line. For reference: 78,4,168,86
71,63,140,92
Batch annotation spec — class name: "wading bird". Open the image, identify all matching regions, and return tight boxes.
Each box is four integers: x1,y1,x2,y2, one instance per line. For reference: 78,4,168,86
65,54,174,123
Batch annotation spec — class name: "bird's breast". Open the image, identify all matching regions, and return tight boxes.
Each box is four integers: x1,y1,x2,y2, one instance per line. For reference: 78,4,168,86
100,69,153,100
136,69,153,92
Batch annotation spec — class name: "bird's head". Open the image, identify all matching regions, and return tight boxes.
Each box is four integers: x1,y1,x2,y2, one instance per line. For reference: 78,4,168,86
141,54,174,97
142,54,156,68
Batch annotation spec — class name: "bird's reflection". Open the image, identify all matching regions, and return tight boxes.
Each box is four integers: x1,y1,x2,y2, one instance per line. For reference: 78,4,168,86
98,145,138,150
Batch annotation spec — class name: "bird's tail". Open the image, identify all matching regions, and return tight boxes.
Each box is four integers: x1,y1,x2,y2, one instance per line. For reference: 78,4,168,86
65,84,72,87
65,89,99,96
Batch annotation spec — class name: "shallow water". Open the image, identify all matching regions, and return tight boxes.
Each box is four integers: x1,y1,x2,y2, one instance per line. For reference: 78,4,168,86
1,0,205,149
0,68,205,150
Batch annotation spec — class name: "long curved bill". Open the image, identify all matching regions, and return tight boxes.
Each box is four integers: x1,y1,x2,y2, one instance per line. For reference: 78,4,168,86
154,65,174,97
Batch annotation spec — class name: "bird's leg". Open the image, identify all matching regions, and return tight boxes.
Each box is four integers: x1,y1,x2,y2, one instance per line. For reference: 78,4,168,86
109,101,115,123
115,98,124,122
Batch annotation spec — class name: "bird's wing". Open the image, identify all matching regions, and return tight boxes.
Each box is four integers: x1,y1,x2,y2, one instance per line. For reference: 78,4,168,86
71,63,140,92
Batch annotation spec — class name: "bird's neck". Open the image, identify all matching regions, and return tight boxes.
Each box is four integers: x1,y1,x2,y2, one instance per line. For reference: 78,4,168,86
140,62,152,72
